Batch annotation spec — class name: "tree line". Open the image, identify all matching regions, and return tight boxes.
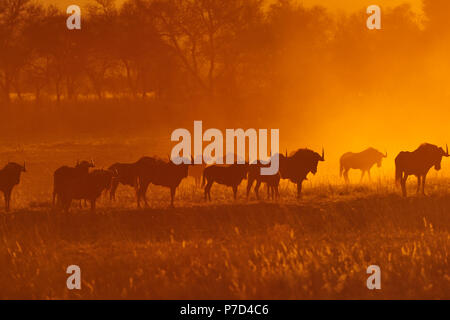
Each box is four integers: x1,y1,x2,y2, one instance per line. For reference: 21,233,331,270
0,0,449,110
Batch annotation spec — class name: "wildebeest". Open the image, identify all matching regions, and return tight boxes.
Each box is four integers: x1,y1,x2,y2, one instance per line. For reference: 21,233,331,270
58,169,114,212
0,162,26,211
279,148,325,198
108,161,139,200
395,143,449,197
247,162,280,200
340,148,387,183
135,156,190,207
202,163,249,201
53,160,94,206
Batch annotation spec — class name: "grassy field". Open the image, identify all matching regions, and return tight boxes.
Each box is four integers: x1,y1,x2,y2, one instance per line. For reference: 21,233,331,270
0,138,449,299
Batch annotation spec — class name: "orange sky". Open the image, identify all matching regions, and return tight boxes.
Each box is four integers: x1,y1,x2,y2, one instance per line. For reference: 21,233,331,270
45,0,423,13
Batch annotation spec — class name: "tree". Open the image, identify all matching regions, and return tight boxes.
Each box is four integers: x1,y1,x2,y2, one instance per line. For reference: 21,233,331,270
146,0,263,98
82,0,119,99
0,0,39,103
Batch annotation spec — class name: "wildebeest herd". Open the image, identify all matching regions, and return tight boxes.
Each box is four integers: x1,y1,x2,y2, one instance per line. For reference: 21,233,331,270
0,143,449,211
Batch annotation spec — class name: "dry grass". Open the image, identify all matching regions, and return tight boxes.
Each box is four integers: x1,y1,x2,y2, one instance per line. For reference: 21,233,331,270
0,139,449,299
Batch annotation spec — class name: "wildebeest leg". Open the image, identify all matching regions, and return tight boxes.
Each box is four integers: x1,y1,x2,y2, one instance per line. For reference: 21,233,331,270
133,182,139,205
103,188,109,200
90,199,96,212
246,178,254,199
401,174,408,197
232,185,238,200
170,187,176,207
110,178,119,201
2,191,7,212
416,175,421,194
275,186,280,200
421,175,427,195
254,181,261,200
343,169,350,183
136,187,141,208
296,181,303,198
367,170,372,181
142,184,150,207
360,170,365,183
5,189,12,212
62,198,71,213
137,182,150,208
205,181,213,201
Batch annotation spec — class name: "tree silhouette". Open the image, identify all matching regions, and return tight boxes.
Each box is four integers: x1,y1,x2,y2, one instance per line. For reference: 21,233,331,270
0,0,38,103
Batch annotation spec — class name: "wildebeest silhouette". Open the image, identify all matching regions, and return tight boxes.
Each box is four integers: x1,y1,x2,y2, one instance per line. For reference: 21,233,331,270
108,162,139,200
279,148,324,198
58,169,114,212
395,143,449,197
202,163,249,201
340,147,387,183
246,161,280,200
53,160,94,206
135,156,190,207
0,162,26,211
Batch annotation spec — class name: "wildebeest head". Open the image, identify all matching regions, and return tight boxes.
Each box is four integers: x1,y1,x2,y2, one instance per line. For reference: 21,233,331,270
303,148,325,174
169,155,194,179
76,160,95,170
8,162,26,173
376,150,388,168
107,163,120,177
2,162,26,185
434,144,449,170
279,148,324,182
312,147,325,173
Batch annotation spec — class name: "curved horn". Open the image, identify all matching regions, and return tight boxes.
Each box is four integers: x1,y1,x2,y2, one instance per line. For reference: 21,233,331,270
321,147,325,161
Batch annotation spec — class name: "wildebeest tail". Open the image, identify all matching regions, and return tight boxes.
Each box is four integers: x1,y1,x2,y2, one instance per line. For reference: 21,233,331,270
339,158,343,177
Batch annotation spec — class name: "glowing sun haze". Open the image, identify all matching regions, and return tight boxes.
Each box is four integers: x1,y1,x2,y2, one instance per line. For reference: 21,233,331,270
37,0,439,178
